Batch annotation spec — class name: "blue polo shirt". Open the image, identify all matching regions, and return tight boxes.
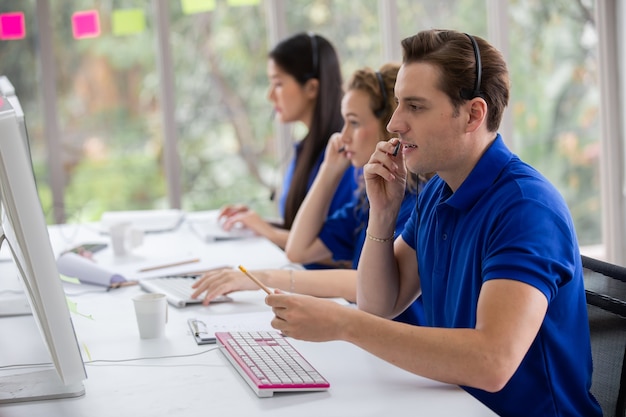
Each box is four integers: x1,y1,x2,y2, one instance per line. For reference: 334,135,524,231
319,188,425,326
401,135,601,416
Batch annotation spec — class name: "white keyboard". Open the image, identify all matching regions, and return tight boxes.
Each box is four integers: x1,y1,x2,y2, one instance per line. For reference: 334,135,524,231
216,331,330,397
139,275,231,307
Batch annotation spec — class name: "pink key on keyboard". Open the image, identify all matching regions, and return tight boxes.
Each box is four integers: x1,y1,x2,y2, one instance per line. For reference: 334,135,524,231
215,331,330,397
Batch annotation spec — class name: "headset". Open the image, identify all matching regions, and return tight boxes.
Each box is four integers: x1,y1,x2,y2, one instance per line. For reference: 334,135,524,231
415,33,483,219
374,71,388,118
459,33,483,100
305,32,319,81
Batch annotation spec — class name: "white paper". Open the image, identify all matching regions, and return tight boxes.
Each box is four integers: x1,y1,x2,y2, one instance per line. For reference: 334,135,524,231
57,252,126,287
186,311,275,343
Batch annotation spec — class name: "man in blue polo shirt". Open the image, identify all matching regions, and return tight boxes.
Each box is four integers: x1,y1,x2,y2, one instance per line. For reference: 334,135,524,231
265,29,602,416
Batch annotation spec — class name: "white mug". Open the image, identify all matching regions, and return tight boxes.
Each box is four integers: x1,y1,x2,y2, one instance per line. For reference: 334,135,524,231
109,221,143,257
132,293,168,339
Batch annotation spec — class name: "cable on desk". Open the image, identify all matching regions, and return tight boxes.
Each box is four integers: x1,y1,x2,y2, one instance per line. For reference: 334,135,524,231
0,362,54,370
0,346,223,371
63,288,110,296
85,346,222,365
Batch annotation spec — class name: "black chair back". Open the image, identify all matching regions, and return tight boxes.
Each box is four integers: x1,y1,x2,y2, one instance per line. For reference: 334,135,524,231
582,255,626,417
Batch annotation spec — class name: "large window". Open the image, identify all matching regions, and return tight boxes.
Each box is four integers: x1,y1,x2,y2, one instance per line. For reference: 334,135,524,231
0,1,48,212
396,0,488,39
507,0,600,246
171,2,275,215
285,0,382,77
53,2,166,221
0,0,615,258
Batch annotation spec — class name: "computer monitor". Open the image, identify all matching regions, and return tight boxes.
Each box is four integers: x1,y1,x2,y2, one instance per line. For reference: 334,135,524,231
0,97,87,402
0,77,34,310
0,76,31,165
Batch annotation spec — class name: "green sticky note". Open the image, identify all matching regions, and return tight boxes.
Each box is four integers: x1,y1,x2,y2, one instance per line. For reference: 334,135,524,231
66,297,94,320
60,274,81,285
112,9,146,36
66,297,80,314
181,0,216,15
227,0,260,6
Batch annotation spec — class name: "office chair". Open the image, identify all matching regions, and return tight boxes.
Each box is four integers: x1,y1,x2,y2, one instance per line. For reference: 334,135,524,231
582,255,626,417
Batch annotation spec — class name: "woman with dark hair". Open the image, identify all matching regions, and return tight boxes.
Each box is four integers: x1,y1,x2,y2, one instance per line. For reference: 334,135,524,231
218,33,357,260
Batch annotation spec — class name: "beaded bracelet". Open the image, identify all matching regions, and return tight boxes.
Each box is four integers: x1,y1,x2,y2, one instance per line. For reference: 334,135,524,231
366,231,395,243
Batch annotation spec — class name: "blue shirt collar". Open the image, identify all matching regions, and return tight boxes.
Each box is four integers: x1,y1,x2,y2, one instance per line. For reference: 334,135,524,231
445,133,513,211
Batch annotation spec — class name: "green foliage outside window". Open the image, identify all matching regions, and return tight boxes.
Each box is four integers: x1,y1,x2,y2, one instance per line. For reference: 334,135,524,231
0,0,600,246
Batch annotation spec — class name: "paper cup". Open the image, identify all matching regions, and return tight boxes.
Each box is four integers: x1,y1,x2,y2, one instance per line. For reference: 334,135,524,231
132,293,168,339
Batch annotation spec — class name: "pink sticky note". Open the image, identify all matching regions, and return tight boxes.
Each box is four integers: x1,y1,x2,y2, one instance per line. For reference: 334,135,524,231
0,12,26,40
72,10,100,39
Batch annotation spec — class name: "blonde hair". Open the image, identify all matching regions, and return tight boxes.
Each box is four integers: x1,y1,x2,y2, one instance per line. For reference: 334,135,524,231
344,63,427,211
345,62,400,141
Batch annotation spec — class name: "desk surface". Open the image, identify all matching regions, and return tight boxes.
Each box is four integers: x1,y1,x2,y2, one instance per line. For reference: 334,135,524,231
0,213,497,417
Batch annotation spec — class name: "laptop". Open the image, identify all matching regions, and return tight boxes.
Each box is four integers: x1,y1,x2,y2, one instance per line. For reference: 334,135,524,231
139,274,232,308
185,210,256,242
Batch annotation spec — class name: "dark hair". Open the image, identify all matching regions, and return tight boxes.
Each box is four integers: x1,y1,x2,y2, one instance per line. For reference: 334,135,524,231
400,29,509,132
269,32,344,229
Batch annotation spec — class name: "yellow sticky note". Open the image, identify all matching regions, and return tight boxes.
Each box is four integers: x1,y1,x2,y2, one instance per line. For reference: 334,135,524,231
181,0,216,15
112,9,146,36
227,0,260,6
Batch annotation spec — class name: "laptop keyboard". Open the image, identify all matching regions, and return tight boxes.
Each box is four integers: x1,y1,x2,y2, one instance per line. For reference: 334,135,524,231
139,275,231,307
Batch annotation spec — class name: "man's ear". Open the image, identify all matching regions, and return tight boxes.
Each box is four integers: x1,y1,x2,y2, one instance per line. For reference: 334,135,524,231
304,78,319,99
465,98,487,133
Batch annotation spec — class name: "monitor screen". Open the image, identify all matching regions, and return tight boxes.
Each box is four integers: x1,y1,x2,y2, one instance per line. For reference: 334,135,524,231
0,97,87,402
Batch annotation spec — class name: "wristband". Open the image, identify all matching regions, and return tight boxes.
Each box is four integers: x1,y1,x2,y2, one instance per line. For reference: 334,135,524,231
366,230,395,243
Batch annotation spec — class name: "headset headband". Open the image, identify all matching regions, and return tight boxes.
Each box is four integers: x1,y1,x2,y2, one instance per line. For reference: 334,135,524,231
459,33,482,100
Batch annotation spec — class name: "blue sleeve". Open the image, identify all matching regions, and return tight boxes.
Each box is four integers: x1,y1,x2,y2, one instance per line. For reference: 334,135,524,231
319,190,417,268
482,197,578,303
296,152,357,224
328,166,358,215
281,155,356,219
318,200,362,264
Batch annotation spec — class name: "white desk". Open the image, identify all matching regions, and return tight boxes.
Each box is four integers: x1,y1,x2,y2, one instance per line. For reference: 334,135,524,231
0,215,497,416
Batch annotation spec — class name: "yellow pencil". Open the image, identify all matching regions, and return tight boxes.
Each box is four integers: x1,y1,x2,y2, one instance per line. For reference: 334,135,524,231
238,265,271,294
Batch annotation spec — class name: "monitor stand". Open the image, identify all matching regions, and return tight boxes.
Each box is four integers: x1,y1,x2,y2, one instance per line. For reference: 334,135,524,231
0,369,85,403
0,293,31,316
